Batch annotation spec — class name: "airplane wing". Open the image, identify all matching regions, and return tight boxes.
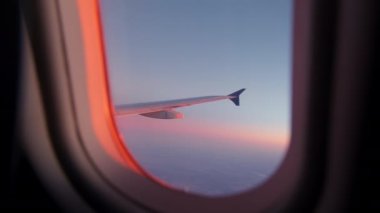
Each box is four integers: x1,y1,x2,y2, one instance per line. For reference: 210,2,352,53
115,88,245,119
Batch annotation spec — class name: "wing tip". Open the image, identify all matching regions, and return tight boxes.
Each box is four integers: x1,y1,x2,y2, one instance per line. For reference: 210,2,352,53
228,88,246,106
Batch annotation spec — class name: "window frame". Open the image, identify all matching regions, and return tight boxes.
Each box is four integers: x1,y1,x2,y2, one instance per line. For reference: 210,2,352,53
19,0,332,212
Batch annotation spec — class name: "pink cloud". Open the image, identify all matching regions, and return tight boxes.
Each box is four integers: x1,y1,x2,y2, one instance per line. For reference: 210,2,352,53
116,116,289,152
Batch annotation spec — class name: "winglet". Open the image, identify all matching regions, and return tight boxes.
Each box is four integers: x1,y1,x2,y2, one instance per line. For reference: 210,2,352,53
228,88,246,106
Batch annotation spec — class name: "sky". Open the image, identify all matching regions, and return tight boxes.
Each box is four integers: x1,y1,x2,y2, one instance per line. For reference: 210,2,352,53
100,0,293,196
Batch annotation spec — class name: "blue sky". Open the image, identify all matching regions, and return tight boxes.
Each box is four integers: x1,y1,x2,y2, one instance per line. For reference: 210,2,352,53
100,0,293,195
101,0,291,130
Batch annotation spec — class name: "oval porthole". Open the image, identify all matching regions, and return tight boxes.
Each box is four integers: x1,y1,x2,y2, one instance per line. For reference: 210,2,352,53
100,0,292,197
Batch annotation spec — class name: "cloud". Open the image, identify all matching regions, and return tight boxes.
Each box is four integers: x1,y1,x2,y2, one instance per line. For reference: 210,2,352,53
115,115,289,152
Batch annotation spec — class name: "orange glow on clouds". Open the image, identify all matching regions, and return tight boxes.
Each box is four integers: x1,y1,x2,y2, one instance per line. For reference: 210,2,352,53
117,116,289,152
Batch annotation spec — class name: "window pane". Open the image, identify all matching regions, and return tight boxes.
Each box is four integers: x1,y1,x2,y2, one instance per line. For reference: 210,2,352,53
101,0,292,196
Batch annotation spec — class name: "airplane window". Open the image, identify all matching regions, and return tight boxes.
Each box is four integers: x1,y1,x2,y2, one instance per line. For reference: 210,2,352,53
100,0,292,196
